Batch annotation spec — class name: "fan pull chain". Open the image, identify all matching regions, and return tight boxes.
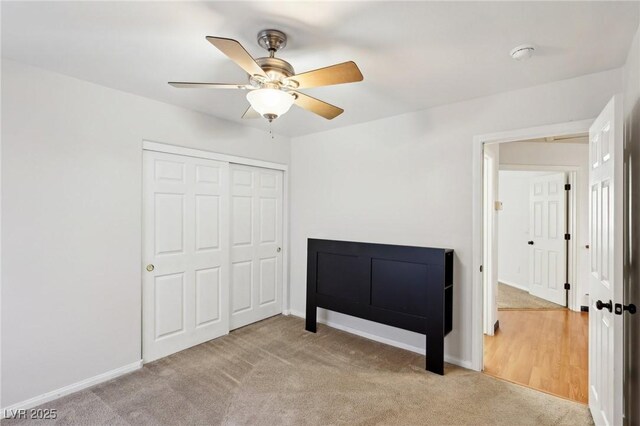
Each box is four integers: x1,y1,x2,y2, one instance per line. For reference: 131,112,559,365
269,122,274,140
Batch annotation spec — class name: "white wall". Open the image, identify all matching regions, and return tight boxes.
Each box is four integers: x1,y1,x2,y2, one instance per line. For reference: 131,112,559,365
497,171,543,290
289,67,622,367
500,142,590,308
0,60,290,408
623,24,640,426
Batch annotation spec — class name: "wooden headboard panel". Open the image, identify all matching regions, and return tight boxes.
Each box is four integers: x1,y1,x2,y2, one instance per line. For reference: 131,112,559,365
305,238,453,375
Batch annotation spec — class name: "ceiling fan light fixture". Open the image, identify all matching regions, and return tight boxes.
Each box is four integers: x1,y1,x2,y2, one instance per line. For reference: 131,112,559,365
246,88,295,121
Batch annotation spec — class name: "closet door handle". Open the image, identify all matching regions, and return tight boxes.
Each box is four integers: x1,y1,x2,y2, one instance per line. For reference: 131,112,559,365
527,241,534,245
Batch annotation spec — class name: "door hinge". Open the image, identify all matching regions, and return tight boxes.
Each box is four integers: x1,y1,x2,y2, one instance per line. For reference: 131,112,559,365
564,183,571,191
564,234,571,240
564,283,570,290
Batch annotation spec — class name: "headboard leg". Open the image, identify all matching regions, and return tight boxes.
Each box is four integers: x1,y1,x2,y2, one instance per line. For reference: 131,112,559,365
305,305,317,333
426,329,445,375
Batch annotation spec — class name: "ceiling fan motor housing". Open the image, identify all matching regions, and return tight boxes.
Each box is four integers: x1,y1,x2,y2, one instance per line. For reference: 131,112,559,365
254,57,295,83
252,30,297,89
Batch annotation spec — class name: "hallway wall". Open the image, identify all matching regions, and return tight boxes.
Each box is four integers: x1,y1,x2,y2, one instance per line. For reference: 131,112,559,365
497,171,544,290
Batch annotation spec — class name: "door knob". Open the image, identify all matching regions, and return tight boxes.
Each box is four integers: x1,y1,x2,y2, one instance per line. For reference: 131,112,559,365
596,299,612,312
527,241,534,245
277,247,281,253
146,264,155,272
614,303,637,315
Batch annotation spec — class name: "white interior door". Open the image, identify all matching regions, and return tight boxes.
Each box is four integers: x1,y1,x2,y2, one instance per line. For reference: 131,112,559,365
143,151,229,362
588,96,624,426
230,164,283,330
528,172,567,306
483,145,499,336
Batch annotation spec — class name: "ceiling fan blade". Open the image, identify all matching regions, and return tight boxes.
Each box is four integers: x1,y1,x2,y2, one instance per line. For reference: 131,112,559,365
292,91,344,120
206,36,267,78
284,61,363,89
242,106,262,119
168,82,249,89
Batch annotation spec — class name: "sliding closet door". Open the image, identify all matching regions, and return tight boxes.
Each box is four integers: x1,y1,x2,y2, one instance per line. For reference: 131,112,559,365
142,151,229,362
230,164,283,330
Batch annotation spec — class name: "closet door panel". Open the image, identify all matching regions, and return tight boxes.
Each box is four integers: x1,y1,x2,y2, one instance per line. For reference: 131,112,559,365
143,151,229,362
230,164,283,329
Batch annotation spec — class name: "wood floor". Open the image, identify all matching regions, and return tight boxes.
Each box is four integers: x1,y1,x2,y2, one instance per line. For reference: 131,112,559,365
484,309,589,404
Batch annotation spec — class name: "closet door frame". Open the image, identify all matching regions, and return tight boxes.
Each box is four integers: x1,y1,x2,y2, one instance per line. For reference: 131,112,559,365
141,140,290,353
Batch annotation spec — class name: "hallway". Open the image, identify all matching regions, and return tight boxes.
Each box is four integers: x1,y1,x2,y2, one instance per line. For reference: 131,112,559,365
484,309,589,403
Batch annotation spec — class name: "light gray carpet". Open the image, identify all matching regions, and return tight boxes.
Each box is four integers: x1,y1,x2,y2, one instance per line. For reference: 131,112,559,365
4,315,592,425
498,282,565,310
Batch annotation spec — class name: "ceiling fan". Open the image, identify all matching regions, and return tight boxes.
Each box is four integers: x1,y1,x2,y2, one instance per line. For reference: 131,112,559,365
169,29,363,122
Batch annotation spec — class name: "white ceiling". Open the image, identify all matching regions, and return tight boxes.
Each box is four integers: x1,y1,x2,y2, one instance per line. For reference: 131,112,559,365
2,1,638,137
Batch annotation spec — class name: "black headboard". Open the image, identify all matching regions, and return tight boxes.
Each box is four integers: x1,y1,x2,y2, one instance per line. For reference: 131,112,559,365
305,238,453,375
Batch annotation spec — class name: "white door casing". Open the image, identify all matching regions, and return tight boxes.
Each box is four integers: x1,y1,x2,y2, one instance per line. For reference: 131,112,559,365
588,95,624,426
472,119,595,372
143,151,229,362
483,144,499,336
230,164,283,330
528,172,567,306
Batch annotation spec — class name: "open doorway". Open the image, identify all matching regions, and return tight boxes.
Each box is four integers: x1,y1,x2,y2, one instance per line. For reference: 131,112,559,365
481,135,590,403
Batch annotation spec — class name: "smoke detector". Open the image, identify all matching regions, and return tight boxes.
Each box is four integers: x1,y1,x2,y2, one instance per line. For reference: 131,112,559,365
510,44,535,61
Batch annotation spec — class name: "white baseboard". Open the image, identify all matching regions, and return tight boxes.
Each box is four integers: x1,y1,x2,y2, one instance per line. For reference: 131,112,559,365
1,360,142,418
290,309,305,319
289,310,473,370
498,279,529,292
